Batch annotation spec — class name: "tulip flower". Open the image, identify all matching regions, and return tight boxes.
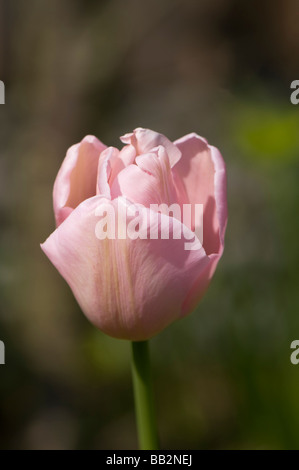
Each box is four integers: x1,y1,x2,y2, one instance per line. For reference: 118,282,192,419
41,128,227,449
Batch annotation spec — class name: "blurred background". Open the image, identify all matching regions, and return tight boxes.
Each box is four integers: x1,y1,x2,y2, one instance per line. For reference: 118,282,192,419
0,0,299,449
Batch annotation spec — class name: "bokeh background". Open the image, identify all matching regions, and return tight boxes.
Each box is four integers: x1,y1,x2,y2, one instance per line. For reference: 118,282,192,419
0,0,299,449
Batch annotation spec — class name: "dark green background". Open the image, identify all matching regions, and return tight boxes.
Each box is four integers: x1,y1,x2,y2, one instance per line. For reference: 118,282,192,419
0,0,299,449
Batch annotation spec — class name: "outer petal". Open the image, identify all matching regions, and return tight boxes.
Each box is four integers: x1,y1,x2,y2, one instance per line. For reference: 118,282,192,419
173,134,228,315
120,127,181,168
53,136,106,226
173,133,227,256
209,145,228,250
41,196,210,341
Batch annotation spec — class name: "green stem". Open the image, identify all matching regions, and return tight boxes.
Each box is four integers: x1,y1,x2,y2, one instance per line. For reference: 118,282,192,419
131,340,159,450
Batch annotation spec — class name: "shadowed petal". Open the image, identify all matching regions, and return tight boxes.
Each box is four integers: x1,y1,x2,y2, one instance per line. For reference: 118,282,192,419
173,133,227,256
173,133,227,315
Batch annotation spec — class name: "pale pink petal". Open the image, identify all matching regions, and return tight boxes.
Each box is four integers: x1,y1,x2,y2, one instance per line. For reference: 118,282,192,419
111,146,181,212
53,135,106,226
109,144,136,186
96,147,115,198
209,145,228,249
120,127,181,168
97,145,136,197
173,134,228,315
110,163,164,207
182,253,220,316
110,154,181,217
135,146,179,204
118,144,136,167
173,133,227,256
41,196,210,341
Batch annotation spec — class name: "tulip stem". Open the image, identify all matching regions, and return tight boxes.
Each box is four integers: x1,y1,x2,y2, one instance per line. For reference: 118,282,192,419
131,340,159,450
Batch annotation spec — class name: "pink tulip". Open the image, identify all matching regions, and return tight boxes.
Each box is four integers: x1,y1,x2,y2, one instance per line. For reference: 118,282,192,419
41,128,227,341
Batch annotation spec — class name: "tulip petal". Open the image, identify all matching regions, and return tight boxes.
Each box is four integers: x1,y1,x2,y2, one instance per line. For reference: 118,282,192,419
53,136,106,226
209,145,228,249
96,147,114,198
173,134,228,315
111,146,181,214
109,144,136,187
173,133,227,256
182,253,220,316
97,145,136,197
120,128,181,168
41,196,210,341
110,163,161,207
